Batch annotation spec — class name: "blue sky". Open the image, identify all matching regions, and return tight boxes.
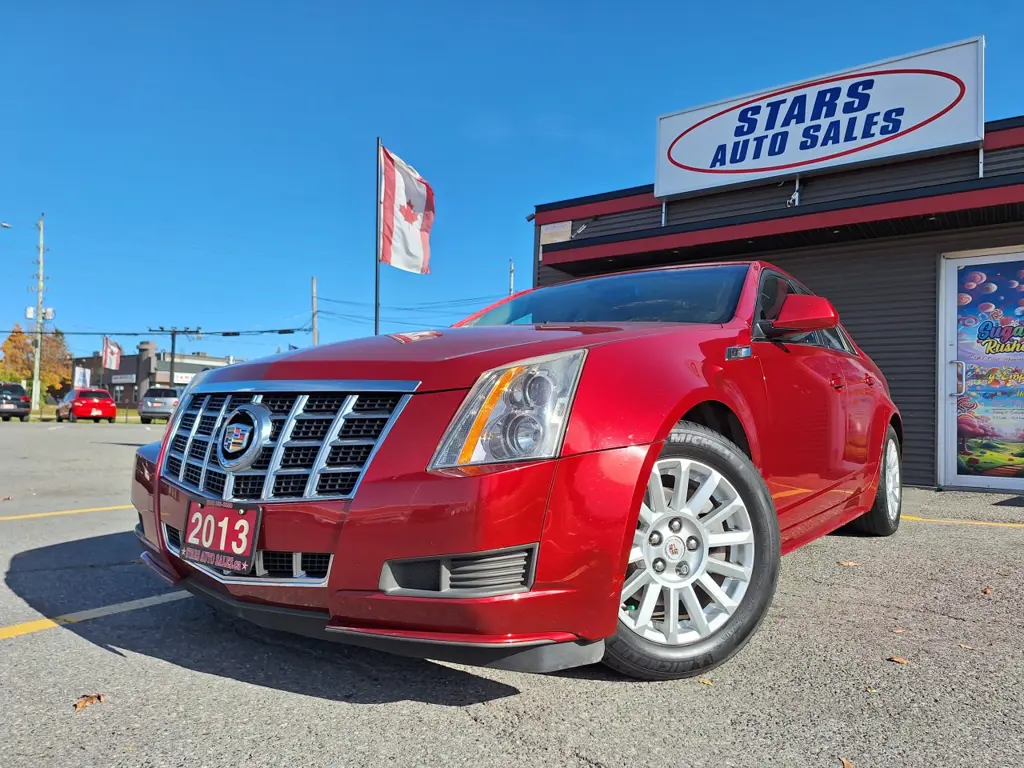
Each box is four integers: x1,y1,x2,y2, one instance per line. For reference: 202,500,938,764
1,1,1022,361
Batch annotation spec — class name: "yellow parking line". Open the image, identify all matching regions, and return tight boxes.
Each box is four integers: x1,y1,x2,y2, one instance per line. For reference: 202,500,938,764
0,592,190,640
0,504,133,522
903,514,1024,529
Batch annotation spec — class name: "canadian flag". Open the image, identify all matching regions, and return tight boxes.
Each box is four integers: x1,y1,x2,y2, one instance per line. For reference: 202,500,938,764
101,337,122,370
379,146,435,274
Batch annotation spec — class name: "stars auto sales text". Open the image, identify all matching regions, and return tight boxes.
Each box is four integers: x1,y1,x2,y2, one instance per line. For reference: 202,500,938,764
708,78,904,169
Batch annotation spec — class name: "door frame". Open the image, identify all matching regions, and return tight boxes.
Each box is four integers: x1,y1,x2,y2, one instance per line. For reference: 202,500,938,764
938,244,1024,489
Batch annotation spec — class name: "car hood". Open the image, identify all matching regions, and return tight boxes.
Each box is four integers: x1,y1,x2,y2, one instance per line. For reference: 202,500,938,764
205,323,699,392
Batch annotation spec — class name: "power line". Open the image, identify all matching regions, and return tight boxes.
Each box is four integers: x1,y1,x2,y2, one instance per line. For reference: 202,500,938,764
318,294,504,310
318,311,439,329
2,326,310,338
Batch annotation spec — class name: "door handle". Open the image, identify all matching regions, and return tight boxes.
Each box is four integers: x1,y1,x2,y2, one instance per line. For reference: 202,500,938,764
952,360,966,396
865,374,875,387
829,374,845,389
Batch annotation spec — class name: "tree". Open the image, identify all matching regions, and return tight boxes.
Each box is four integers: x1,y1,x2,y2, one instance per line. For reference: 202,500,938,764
0,324,73,397
0,325,32,382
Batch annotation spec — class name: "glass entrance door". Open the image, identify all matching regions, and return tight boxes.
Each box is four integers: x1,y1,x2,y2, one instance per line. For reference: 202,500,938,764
943,250,1024,490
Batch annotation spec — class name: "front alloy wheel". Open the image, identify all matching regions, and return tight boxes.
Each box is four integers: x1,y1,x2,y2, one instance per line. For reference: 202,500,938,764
619,457,755,646
602,421,781,681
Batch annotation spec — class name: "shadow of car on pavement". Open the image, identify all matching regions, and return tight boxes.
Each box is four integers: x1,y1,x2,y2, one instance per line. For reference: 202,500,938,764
5,531,521,707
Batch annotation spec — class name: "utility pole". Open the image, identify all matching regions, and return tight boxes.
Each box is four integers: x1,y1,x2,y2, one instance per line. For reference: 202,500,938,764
150,326,201,388
311,276,319,346
30,215,45,415
509,258,515,296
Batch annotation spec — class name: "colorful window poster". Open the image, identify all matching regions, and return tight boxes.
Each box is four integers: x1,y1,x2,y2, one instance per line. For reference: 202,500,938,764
956,259,1024,477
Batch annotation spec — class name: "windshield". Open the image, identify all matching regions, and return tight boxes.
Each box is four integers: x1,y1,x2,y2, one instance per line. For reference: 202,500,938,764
462,264,749,327
0,384,26,396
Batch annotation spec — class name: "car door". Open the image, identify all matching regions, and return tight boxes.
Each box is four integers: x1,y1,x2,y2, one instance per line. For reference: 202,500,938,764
819,324,876,494
60,391,75,418
750,271,851,529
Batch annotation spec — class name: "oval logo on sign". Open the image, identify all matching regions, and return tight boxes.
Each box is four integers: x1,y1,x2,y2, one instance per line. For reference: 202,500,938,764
666,69,966,176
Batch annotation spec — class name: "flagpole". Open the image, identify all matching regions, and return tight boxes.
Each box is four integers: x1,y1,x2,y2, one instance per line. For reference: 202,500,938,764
374,136,382,336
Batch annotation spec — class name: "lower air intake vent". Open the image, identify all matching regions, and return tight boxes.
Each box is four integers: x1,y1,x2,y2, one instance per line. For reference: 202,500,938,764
379,545,536,598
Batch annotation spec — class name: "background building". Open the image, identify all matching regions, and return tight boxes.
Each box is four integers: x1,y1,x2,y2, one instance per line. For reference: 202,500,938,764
72,342,241,403
531,38,1024,493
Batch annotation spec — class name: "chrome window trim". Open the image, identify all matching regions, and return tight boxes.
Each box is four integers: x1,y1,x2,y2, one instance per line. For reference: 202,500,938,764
161,521,332,587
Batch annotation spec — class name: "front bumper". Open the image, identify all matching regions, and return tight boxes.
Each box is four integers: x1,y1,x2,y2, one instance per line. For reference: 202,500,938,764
137,528,603,673
132,389,656,673
138,407,174,419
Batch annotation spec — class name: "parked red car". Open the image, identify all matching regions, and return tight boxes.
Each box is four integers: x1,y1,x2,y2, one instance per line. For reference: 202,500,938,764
132,261,902,680
57,388,117,423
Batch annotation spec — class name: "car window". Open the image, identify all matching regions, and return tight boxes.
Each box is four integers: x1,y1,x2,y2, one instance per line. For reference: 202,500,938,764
819,325,858,355
144,388,178,398
461,264,749,326
753,273,816,344
0,383,26,395
79,390,111,399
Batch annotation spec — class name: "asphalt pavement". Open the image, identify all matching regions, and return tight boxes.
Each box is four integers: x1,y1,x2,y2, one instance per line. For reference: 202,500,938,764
1,421,1022,768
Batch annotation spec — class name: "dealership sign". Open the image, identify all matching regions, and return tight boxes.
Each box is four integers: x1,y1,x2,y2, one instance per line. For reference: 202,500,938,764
655,38,984,197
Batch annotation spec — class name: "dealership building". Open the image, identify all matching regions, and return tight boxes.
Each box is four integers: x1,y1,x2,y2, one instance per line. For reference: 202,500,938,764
531,38,1024,492
72,343,240,404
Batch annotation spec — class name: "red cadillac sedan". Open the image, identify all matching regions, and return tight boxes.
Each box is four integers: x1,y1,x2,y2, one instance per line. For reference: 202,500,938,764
132,260,903,680
57,388,118,423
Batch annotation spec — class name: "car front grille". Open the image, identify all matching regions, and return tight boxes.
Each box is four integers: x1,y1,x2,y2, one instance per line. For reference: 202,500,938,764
163,524,332,581
160,386,408,503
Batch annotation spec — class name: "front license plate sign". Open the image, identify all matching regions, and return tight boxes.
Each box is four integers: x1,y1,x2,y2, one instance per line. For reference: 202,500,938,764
180,501,261,574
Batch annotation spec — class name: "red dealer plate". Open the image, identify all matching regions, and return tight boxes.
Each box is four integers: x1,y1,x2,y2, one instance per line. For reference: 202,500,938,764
180,500,262,574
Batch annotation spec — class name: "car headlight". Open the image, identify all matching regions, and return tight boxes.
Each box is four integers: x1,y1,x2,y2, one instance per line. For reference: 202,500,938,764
429,349,587,470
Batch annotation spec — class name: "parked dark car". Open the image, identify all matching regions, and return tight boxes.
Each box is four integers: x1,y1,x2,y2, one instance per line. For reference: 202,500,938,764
0,383,30,422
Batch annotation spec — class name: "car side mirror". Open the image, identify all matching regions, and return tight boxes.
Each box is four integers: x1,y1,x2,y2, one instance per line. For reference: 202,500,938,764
765,294,839,336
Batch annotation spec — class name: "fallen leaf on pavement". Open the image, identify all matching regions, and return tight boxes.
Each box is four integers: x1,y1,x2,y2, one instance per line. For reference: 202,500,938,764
73,694,107,712
958,644,977,651
863,686,878,694
887,656,909,665
1,496,11,502
840,758,855,768
982,586,993,595
892,627,906,634
838,561,859,567
698,679,714,687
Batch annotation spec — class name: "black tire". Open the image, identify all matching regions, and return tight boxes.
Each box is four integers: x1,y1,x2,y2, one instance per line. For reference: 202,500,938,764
56,413,63,423
19,416,28,422
93,418,100,423
141,417,151,424
69,412,77,423
1,416,9,422
108,418,115,424
601,421,781,681
845,425,902,537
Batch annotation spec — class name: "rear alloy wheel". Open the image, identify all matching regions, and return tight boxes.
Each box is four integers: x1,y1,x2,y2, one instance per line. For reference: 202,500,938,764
845,425,902,537
602,422,780,681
